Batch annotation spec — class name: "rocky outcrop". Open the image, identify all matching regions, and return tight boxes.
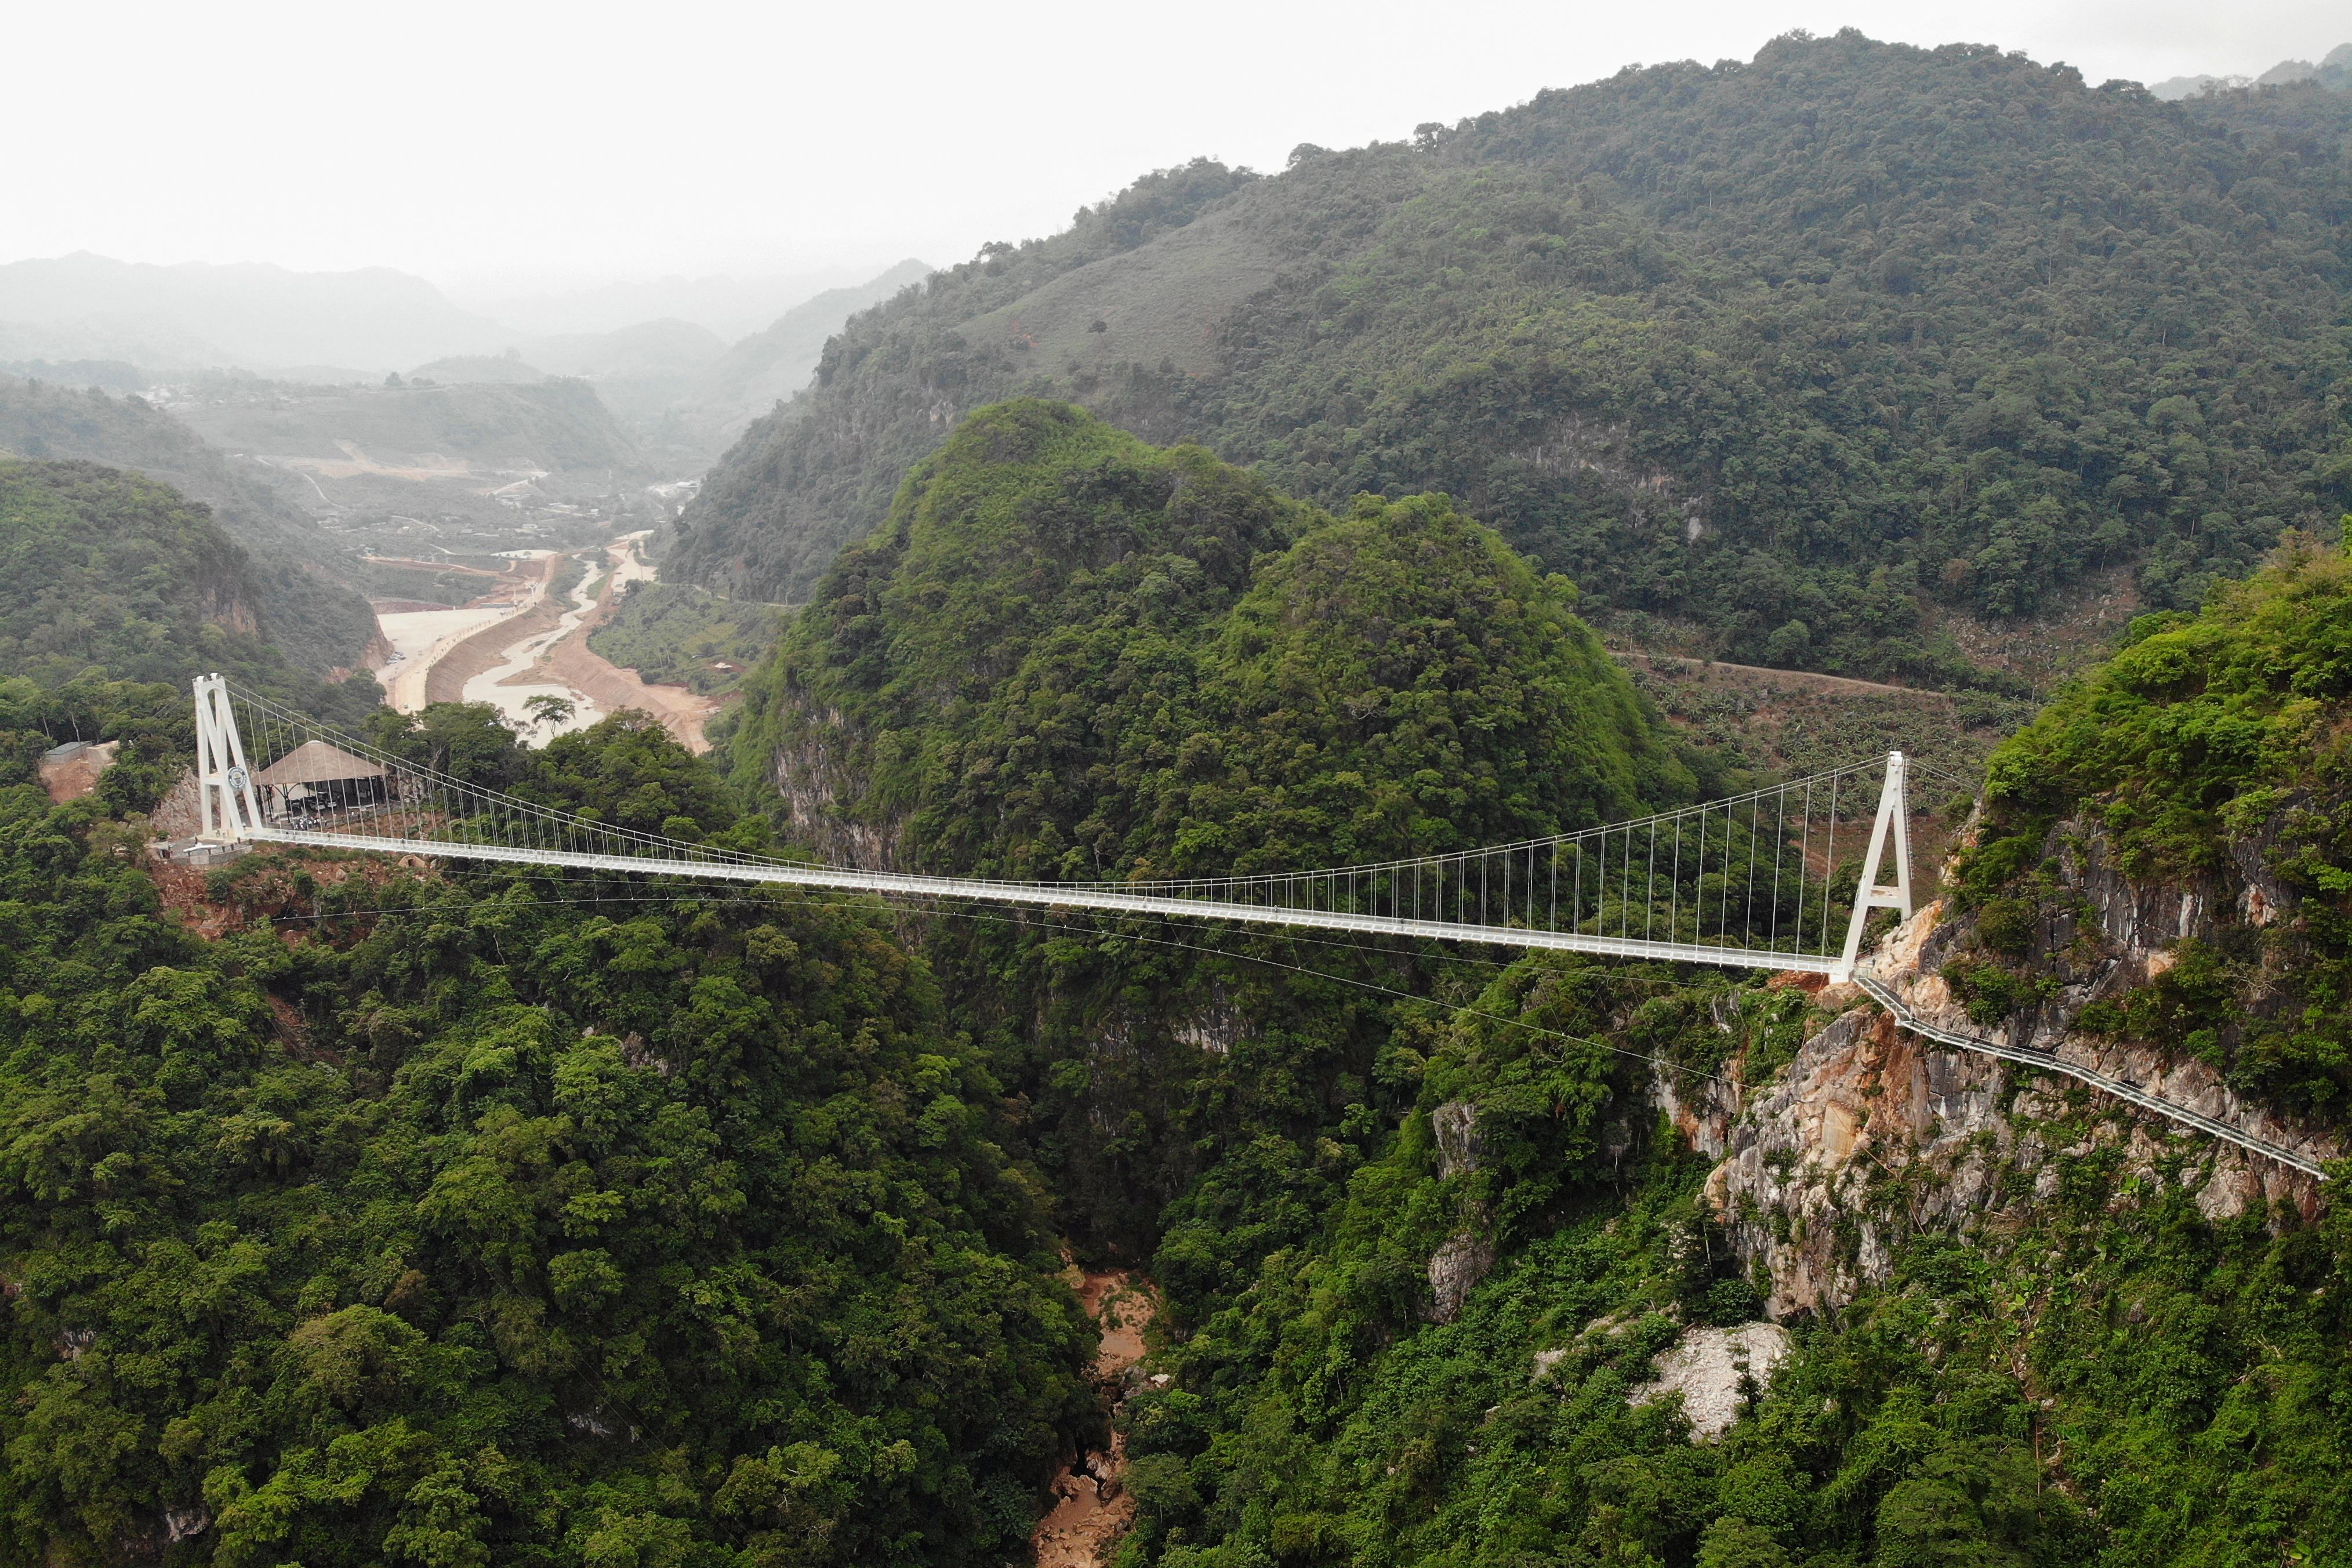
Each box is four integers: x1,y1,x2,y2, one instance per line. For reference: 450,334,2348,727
767,708,902,869
1883,805,2342,1166
1628,1323,1791,1440
1703,894,2339,1320
1431,1100,1482,1179
1427,1232,1496,1324
1505,412,1709,541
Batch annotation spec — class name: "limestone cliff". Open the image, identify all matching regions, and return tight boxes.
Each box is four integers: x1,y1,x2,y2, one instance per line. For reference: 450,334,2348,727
1694,841,2342,1318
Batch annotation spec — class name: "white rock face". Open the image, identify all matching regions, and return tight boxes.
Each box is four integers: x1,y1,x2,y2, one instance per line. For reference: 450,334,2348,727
1426,1231,1494,1323
1629,1323,1790,1440
1432,1100,1482,1178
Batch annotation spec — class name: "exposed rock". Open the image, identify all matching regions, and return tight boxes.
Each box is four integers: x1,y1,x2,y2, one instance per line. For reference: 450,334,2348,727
1628,1323,1790,1440
565,1408,625,1438
1431,1100,1482,1178
615,1032,673,1077
1172,994,1244,1057
1707,887,2337,1319
1505,412,1707,541
1427,1231,1495,1323
1881,865,2339,1171
767,710,902,869
149,768,204,840
1033,1269,1158,1568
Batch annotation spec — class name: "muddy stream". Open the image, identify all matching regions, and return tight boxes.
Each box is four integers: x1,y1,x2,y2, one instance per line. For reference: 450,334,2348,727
1033,1270,1159,1568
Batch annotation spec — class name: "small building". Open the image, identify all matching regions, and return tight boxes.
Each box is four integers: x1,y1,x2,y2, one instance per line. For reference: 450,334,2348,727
254,740,391,823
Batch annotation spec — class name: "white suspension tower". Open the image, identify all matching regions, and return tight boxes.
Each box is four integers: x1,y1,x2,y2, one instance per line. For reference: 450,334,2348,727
193,673,262,844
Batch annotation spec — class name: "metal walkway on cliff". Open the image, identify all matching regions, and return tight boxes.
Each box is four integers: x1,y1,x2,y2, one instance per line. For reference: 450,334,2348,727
188,676,2326,1178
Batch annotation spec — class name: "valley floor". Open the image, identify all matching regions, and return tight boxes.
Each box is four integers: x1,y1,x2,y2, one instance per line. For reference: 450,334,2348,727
371,532,720,750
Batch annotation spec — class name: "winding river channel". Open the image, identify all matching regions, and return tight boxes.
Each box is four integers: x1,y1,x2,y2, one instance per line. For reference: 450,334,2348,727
369,533,718,750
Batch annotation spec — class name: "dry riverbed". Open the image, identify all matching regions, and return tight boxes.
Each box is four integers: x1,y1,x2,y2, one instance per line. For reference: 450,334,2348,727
1033,1270,1159,1568
368,534,720,751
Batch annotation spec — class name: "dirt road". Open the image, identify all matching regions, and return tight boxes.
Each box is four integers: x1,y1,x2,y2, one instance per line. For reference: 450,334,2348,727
1615,649,1955,701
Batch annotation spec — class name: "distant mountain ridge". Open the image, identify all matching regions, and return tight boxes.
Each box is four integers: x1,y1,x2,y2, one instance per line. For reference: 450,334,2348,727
696,260,933,438
452,264,892,340
0,253,509,374
0,252,934,470
401,263,934,463
0,457,380,724
170,376,638,474
0,373,382,677
2151,41,2351,100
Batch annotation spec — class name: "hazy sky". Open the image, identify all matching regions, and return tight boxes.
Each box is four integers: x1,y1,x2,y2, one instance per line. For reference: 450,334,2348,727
9,0,2344,295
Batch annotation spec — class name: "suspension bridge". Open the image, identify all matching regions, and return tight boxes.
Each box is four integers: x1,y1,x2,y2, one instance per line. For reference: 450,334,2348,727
187,676,2326,1177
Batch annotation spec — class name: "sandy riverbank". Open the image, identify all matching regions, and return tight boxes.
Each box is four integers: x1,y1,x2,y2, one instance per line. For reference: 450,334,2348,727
462,560,611,739
369,537,721,752
515,535,717,751
419,554,565,707
373,558,547,712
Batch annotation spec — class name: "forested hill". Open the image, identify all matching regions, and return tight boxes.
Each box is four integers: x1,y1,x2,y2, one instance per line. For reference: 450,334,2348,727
0,376,381,678
721,405,2352,1563
0,459,380,725
673,31,2352,685
729,400,1704,1251
728,399,1697,885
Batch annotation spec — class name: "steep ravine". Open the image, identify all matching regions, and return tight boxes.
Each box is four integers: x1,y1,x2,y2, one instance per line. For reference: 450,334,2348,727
1033,1271,1160,1568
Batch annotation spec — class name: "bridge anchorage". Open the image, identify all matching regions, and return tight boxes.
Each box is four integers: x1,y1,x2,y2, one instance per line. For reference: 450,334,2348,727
189,675,2326,1178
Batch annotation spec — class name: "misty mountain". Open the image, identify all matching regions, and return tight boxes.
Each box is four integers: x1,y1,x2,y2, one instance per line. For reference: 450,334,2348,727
171,376,638,476
0,253,509,374
0,373,381,677
419,262,935,465
2151,41,2352,100
406,350,551,384
452,264,893,340
516,319,731,423
0,313,238,379
694,259,931,441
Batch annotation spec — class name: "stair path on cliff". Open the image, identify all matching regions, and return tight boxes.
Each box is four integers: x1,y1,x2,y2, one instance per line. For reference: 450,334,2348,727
1850,971,2326,1178
187,676,2327,1181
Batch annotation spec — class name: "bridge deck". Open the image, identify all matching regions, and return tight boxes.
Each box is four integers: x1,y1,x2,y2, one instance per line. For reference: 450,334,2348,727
246,828,1840,973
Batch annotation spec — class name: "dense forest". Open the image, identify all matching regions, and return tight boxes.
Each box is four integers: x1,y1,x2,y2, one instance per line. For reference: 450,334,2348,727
588,581,779,698
673,32,2352,688
728,399,1701,1246
0,695,1095,1566
0,459,380,726
0,453,1087,1564
1938,533,2352,1113
16,24,2352,1562
727,405,2352,1563
0,377,382,677
7,414,2352,1562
